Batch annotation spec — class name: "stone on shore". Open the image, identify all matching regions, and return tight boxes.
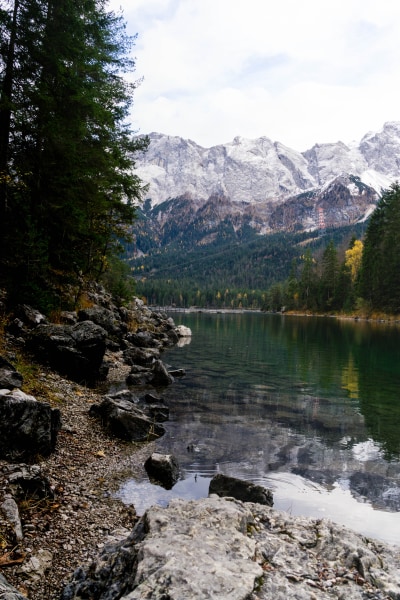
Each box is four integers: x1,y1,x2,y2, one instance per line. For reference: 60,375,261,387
0,389,61,461
60,496,400,600
28,320,108,383
0,357,23,390
0,573,27,600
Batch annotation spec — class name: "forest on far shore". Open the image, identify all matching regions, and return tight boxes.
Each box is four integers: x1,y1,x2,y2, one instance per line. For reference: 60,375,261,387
132,184,400,316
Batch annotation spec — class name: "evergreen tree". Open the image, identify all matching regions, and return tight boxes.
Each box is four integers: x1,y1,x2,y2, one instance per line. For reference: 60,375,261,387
359,183,400,312
0,0,148,309
298,248,317,310
320,239,339,310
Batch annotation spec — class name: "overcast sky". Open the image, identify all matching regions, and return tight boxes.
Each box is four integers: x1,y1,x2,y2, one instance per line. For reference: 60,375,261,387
108,0,400,151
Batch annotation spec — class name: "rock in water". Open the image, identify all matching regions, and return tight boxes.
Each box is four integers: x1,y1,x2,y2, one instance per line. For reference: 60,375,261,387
209,473,273,506
144,453,180,489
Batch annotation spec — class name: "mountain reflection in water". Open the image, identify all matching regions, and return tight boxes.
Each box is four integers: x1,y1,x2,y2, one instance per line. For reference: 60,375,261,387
116,312,400,546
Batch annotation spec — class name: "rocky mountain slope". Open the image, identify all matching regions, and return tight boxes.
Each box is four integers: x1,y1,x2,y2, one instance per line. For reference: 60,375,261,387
132,122,400,245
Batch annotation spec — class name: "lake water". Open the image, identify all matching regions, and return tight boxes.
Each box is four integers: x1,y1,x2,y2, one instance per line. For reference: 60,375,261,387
116,312,400,546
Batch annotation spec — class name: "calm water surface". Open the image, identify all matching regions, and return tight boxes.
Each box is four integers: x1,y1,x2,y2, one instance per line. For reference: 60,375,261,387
117,312,400,546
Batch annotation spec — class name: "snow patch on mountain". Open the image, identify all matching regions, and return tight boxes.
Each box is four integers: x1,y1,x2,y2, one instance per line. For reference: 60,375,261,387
135,122,400,211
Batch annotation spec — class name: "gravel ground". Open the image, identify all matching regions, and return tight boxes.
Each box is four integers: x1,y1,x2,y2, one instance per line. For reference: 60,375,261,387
0,353,157,599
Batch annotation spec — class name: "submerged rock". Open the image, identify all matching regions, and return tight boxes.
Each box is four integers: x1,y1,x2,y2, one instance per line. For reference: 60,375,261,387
89,396,165,442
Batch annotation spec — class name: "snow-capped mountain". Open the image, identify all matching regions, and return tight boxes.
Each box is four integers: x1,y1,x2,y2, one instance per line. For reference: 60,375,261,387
136,122,399,208
132,122,400,245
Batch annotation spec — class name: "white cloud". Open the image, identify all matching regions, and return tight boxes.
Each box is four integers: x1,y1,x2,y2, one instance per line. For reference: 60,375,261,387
107,0,400,150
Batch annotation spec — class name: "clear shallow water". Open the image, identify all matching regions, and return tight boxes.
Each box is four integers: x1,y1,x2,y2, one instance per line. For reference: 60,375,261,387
116,312,400,546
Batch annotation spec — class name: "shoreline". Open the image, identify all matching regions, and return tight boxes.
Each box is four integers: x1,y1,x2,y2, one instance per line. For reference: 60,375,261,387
0,352,155,600
2,302,400,598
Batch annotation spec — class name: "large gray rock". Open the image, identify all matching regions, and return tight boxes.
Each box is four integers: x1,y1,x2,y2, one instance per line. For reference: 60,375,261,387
209,473,273,506
123,346,160,367
61,497,400,600
89,397,165,442
14,304,47,326
0,573,27,600
28,320,107,382
78,306,126,340
0,389,61,461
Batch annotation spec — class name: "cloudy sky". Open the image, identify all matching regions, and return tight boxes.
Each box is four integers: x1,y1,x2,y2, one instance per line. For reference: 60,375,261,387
108,0,400,151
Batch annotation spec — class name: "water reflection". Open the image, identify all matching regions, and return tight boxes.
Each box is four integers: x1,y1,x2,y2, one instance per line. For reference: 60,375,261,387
117,313,400,545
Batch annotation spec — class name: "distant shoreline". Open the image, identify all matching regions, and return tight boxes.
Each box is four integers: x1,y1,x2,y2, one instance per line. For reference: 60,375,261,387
149,305,400,325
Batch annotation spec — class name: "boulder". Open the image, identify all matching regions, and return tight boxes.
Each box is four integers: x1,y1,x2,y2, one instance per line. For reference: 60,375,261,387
150,359,174,386
123,346,160,367
6,464,54,500
175,324,192,337
0,356,23,389
13,304,47,328
0,389,61,461
127,331,162,349
61,497,400,600
145,403,170,422
28,320,107,383
89,397,165,442
125,368,153,386
209,473,273,506
78,306,126,341
0,573,27,600
144,452,180,489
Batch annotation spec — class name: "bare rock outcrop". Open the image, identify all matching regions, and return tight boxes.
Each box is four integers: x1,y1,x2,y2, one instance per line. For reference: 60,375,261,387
61,496,400,600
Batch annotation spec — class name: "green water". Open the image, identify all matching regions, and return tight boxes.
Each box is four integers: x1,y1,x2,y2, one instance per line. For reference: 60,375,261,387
117,312,400,545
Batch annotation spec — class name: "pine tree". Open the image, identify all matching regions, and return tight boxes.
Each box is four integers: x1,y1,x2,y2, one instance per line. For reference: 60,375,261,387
320,239,339,310
0,0,148,309
359,183,400,313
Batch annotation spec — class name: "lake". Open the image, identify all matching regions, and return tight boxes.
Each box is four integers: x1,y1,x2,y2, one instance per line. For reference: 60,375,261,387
116,312,400,546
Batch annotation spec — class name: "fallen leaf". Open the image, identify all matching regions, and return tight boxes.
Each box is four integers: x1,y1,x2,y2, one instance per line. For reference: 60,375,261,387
0,551,26,567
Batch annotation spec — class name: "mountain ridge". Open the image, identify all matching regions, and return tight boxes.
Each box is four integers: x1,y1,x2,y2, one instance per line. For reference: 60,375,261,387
129,122,400,260
135,121,399,210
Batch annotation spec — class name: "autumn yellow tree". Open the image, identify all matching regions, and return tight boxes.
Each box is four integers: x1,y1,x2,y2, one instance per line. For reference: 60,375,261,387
345,239,363,282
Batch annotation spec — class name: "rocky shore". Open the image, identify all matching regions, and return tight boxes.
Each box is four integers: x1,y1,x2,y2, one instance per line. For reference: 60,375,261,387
0,288,186,599
1,290,400,599
1,359,151,599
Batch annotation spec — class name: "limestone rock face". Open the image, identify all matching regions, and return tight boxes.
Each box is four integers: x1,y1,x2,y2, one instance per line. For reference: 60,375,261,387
61,496,400,600
135,123,399,208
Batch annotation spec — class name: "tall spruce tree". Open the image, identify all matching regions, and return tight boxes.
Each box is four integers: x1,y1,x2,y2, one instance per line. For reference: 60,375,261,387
0,0,148,309
359,183,400,313
320,239,339,310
